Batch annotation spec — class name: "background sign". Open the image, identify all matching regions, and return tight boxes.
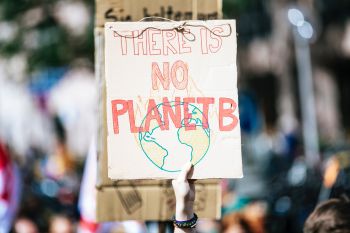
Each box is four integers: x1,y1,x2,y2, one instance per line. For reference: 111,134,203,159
96,0,222,27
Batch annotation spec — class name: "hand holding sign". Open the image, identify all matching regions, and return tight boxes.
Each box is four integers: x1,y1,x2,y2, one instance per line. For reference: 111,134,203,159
173,162,197,232
172,162,195,221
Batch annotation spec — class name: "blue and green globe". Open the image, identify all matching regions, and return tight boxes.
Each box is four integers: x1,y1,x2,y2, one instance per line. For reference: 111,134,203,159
138,102,210,172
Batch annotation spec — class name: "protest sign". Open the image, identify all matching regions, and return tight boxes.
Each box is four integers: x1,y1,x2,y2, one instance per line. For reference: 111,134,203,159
105,20,242,180
95,27,221,221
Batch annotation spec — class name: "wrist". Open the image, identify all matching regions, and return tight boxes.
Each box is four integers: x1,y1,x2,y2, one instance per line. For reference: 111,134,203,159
173,213,198,230
176,201,194,220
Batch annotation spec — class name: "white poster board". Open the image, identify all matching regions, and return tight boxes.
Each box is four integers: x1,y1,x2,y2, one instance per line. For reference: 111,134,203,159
105,20,242,179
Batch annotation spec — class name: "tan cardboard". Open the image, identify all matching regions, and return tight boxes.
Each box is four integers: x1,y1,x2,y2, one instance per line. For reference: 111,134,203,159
96,182,221,221
95,0,222,27
95,27,113,187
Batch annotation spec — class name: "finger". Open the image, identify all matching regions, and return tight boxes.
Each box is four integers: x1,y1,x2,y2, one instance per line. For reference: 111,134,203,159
177,162,193,181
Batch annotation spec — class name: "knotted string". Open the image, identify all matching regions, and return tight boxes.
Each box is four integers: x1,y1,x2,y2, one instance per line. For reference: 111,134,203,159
108,16,232,42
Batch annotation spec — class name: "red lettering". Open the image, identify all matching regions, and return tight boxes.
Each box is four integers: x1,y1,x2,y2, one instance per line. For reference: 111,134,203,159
114,31,130,55
152,62,170,90
112,97,239,133
197,97,214,128
162,97,182,129
162,31,177,55
133,30,148,55
219,97,238,131
209,27,223,53
178,33,191,54
200,28,208,54
127,100,143,133
171,60,188,90
148,29,161,55
111,99,128,134
144,99,165,132
183,97,196,130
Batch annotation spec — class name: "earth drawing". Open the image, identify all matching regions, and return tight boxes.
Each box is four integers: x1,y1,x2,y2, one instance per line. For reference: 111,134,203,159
138,101,210,172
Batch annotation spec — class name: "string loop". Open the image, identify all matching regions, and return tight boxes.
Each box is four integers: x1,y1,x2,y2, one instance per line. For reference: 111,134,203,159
108,17,232,42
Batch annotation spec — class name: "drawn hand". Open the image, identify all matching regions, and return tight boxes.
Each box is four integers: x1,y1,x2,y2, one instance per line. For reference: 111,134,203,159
172,162,195,221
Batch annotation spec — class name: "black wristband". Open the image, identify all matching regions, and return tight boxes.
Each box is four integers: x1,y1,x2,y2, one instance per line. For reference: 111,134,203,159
172,213,198,228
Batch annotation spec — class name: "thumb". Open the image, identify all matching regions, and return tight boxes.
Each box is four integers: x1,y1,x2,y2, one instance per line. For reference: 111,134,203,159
177,162,193,181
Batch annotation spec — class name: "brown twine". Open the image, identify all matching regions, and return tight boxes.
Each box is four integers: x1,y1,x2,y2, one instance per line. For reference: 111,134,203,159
108,16,232,42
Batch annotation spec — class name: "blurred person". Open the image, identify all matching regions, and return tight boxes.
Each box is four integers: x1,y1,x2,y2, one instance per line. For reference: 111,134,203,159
44,115,75,181
49,215,75,233
241,202,266,233
13,217,39,233
321,151,350,201
98,221,147,233
196,219,221,233
221,201,266,233
221,213,254,233
78,139,147,233
40,115,80,212
77,139,99,233
0,142,20,233
303,198,350,233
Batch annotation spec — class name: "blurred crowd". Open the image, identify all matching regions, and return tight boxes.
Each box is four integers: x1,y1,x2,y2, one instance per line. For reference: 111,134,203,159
1,0,350,232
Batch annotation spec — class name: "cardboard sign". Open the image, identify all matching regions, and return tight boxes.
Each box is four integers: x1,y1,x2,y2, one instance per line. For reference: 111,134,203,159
95,27,221,221
95,0,222,27
96,180,221,221
105,20,242,179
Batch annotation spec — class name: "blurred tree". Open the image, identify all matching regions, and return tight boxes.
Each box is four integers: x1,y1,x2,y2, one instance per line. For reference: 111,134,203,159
223,0,272,44
317,0,350,26
0,0,94,72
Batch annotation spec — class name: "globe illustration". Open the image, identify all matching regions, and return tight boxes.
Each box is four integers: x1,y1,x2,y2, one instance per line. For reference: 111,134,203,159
138,101,210,172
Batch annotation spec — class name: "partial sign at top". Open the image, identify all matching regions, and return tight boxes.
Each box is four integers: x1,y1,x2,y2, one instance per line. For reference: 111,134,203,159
105,20,242,179
95,0,222,27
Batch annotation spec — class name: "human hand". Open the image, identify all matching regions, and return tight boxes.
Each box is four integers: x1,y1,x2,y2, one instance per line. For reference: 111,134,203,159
172,162,195,221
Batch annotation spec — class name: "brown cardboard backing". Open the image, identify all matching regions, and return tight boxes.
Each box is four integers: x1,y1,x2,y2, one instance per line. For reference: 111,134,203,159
95,0,223,27
96,182,221,221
